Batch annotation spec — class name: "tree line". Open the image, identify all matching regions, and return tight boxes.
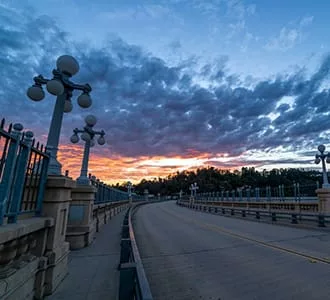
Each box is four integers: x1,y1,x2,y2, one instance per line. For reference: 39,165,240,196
112,167,323,196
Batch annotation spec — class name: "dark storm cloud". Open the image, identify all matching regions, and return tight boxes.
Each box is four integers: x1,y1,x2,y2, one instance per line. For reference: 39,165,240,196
1,5,330,159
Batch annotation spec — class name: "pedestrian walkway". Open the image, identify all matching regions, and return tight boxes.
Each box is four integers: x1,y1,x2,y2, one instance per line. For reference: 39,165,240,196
47,210,126,300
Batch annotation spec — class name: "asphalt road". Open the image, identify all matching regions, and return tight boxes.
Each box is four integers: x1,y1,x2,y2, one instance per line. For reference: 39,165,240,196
133,201,330,300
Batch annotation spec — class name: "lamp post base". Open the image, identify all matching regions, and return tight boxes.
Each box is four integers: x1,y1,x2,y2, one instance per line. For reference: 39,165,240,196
76,176,91,186
47,157,62,176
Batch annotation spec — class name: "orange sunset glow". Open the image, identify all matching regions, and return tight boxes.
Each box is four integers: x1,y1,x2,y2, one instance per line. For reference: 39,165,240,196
57,144,283,185
57,144,212,184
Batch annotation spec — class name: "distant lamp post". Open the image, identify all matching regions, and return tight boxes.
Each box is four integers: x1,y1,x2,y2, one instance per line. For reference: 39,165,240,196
27,55,93,175
127,181,132,204
189,182,199,199
70,114,105,185
315,144,330,188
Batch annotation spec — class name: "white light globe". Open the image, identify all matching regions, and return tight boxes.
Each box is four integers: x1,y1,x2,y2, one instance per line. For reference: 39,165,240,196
64,100,73,113
97,136,105,145
81,132,91,142
85,115,97,126
90,139,95,147
27,86,45,101
56,55,79,76
77,93,92,108
46,79,64,96
70,134,79,143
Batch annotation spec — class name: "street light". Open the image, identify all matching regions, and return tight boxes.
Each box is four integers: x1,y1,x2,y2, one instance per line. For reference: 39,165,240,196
315,144,330,188
189,182,199,198
70,114,105,185
27,55,93,175
127,181,132,204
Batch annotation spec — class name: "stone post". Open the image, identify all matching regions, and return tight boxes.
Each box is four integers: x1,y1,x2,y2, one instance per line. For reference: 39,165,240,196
41,176,76,296
316,188,330,213
66,185,97,250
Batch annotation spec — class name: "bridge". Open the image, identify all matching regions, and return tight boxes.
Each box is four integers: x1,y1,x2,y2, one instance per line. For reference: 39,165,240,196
1,116,330,300
1,154,330,300
1,54,330,299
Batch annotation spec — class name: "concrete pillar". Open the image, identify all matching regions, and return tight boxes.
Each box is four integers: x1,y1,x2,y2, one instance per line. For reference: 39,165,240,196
66,185,97,250
316,188,330,213
41,176,75,296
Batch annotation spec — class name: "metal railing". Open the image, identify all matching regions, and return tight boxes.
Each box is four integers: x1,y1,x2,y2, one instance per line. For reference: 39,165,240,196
89,174,144,203
119,203,153,300
197,183,319,203
0,118,49,225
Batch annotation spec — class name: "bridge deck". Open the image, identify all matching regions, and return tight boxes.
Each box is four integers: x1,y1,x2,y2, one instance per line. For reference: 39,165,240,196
47,210,126,300
133,201,330,300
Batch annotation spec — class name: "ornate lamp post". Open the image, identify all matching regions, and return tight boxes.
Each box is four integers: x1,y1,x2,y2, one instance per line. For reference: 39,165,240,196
127,181,132,204
193,182,199,198
27,55,93,175
70,115,105,185
189,182,199,204
315,144,330,188
189,184,194,198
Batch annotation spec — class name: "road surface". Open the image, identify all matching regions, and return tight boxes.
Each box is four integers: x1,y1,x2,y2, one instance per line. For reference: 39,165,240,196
133,201,330,300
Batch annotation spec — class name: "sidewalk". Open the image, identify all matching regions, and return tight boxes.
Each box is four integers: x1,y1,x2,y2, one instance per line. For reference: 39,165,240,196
47,209,126,300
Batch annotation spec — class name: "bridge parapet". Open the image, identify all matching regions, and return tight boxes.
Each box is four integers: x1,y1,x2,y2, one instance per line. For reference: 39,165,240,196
178,195,330,227
118,203,153,300
193,199,319,213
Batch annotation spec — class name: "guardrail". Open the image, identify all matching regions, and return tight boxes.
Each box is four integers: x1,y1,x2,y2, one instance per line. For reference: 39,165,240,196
177,200,330,227
118,203,153,300
192,199,319,213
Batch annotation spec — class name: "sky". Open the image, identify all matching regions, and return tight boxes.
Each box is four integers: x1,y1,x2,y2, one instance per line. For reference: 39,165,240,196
1,0,330,184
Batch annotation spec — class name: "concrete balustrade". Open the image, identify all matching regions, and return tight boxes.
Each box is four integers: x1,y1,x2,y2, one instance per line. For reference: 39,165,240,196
92,201,129,234
316,188,330,213
0,175,75,300
192,198,319,213
66,187,130,250
179,189,330,227
0,218,53,299
0,173,131,299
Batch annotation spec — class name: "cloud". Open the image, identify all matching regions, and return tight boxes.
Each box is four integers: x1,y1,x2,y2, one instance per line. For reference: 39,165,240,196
168,40,182,51
265,16,314,51
265,27,301,51
98,3,181,27
226,0,256,20
0,4,329,182
300,16,314,27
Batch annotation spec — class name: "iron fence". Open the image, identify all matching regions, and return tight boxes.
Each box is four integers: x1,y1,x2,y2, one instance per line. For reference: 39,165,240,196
197,183,319,203
0,119,49,225
89,174,144,203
